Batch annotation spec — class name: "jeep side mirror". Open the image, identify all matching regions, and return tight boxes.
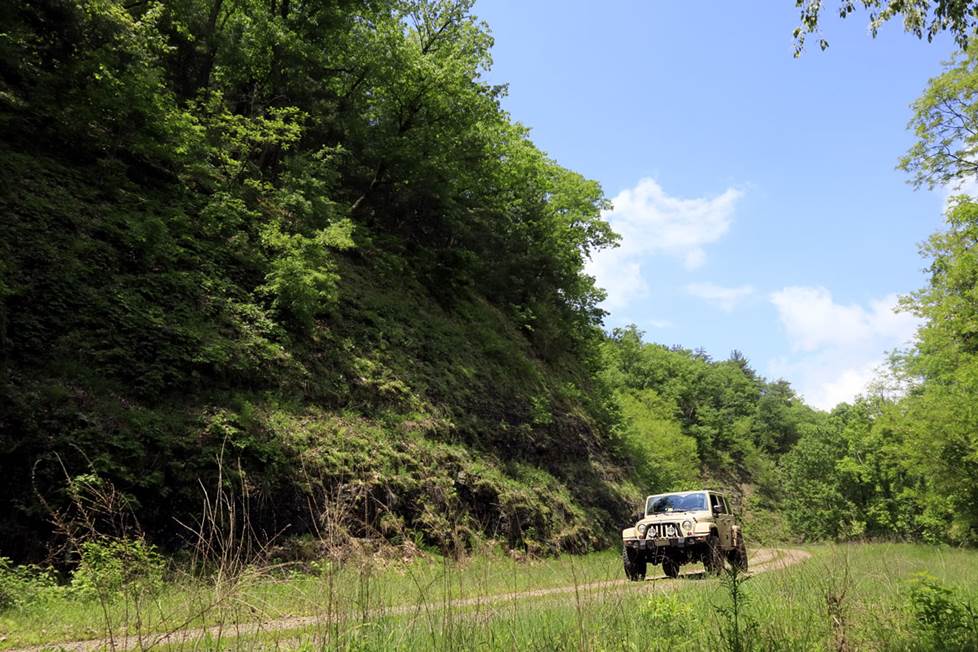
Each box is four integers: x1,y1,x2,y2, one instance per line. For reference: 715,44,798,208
632,513,643,522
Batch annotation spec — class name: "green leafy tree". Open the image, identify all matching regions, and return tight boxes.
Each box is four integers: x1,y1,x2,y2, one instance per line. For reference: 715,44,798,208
601,326,820,496
901,43,978,188
898,198,978,542
792,0,978,55
781,418,858,540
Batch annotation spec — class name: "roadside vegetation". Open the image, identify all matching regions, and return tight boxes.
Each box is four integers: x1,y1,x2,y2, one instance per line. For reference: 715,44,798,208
2,544,978,650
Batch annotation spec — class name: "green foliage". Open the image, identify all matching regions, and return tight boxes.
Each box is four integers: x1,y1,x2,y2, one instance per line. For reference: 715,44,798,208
0,558,61,611
638,592,696,642
792,0,978,55
615,388,699,491
898,198,978,543
0,0,628,560
781,420,858,541
258,218,354,330
601,324,821,522
906,572,978,650
901,43,978,188
739,494,791,543
778,197,978,545
70,538,166,603
713,565,760,652
781,397,957,543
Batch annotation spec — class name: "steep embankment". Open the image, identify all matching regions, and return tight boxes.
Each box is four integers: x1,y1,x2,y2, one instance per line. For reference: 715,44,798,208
0,1,642,561
0,147,633,561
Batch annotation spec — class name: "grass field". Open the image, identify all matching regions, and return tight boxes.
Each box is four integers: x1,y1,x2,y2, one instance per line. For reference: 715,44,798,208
2,545,623,649
2,543,978,651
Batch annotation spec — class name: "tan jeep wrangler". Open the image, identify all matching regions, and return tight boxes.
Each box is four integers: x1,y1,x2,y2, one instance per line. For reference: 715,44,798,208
621,490,748,580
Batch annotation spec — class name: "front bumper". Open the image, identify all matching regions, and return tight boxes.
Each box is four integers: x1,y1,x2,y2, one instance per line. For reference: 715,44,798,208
624,535,708,549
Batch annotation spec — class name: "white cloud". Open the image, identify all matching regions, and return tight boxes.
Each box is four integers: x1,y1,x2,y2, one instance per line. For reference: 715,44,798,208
586,178,743,309
769,355,883,412
684,249,707,270
608,178,742,258
770,287,917,353
819,364,880,409
645,318,673,329
768,287,920,410
686,282,755,312
587,253,649,311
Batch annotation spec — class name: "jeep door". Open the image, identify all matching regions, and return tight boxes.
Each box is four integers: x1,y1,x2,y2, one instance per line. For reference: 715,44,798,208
709,493,734,548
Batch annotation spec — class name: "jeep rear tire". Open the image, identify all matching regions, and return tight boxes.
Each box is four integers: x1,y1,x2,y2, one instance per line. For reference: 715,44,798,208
729,533,748,571
662,554,680,579
623,546,646,581
704,534,724,575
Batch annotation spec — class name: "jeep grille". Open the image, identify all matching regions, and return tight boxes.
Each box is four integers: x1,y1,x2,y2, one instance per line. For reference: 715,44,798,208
646,523,681,539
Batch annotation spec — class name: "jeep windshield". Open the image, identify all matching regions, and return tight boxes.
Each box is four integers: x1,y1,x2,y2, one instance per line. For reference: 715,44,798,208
646,492,707,514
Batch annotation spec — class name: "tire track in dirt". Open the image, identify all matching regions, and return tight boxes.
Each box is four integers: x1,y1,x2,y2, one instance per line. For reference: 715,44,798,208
11,548,811,652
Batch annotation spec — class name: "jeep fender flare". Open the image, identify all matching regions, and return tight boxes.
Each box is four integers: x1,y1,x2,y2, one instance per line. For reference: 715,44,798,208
730,524,742,544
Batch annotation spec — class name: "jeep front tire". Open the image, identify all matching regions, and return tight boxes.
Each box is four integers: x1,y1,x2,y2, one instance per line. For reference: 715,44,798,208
623,546,646,581
662,554,680,579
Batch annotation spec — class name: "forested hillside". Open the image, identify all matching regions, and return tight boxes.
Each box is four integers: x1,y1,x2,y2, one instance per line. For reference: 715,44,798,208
0,0,629,560
1,0,977,566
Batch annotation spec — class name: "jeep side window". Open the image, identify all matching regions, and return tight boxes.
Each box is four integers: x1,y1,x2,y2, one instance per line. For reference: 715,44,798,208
710,494,726,514
721,495,731,514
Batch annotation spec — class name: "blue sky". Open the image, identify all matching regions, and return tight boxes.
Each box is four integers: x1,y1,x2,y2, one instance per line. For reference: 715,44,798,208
475,0,958,409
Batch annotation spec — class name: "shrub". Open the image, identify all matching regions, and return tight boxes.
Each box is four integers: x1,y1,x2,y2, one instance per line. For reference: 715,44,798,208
0,557,61,610
639,592,696,641
905,572,978,651
70,537,166,604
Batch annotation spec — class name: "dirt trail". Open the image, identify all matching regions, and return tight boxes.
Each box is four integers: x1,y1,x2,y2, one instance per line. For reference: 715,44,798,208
13,548,811,652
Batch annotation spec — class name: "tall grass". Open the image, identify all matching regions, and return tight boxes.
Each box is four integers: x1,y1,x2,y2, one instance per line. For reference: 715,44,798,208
0,541,626,648
3,543,978,650
3,464,977,651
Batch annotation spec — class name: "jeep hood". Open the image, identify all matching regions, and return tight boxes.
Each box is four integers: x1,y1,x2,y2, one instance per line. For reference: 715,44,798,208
637,510,709,526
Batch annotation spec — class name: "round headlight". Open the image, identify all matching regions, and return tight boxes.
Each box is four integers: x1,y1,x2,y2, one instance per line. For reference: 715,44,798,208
637,523,648,538
682,520,693,533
